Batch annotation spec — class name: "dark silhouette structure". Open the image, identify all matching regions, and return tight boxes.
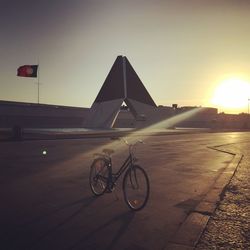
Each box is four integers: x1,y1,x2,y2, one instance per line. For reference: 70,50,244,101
84,56,157,128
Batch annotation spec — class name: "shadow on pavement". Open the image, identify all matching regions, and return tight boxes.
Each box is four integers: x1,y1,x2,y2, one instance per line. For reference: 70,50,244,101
4,196,96,250
67,211,135,250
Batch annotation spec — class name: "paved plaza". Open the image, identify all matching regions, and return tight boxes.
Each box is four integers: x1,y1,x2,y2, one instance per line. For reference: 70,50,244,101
0,131,249,249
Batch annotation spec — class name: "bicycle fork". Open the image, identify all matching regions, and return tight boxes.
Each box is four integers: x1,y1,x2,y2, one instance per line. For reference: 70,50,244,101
129,166,139,189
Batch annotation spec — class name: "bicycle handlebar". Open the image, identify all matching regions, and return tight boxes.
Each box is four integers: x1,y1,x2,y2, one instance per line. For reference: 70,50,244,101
119,137,144,146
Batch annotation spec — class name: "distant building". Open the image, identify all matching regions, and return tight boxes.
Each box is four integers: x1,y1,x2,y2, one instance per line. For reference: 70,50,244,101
0,100,219,129
174,106,218,128
0,100,88,128
2,55,247,130
215,113,250,129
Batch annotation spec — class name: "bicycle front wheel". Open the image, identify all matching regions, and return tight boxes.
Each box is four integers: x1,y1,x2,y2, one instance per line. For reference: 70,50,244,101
123,165,150,211
89,158,109,196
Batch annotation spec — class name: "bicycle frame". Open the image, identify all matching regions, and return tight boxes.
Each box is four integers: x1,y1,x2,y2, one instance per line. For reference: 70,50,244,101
96,139,142,189
90,138,149,211
113,154,132,178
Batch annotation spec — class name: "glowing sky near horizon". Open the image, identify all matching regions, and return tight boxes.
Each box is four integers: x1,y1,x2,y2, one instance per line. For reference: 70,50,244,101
1,0,250,114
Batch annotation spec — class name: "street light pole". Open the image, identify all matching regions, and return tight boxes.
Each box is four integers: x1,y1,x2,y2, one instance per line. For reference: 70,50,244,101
248,99,250,130
248,98,250,115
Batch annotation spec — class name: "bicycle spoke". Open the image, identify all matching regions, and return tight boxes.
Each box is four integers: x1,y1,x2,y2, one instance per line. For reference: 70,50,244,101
123,166,150,211
130,168,140,189
89,158,109,196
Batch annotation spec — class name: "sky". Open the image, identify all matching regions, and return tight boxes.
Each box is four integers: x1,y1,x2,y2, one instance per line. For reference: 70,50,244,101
1,0,250,114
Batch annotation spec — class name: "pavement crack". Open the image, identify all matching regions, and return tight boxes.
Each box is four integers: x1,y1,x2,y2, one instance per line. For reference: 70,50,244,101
207,146,236,155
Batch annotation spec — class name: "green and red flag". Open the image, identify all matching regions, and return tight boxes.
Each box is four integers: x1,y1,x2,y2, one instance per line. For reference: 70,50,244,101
17,65,38,77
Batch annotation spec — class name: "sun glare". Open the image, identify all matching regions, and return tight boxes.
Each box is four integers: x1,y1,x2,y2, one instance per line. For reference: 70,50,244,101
211,78,250,113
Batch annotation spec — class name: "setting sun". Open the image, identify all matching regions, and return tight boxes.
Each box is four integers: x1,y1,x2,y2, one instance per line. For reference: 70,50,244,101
211,78,250,113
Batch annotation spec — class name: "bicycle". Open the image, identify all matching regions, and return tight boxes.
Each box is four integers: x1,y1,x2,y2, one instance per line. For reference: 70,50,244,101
89,138,150,211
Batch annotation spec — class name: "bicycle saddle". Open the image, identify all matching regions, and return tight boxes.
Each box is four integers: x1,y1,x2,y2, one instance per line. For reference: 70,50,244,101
102,148,115,156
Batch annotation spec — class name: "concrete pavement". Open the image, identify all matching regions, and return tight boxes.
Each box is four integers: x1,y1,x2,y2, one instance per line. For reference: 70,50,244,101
196,138,250,249
0,132,249,249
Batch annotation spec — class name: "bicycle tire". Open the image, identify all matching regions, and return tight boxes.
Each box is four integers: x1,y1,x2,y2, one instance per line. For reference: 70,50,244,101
89,158,109,196
123,165,150,211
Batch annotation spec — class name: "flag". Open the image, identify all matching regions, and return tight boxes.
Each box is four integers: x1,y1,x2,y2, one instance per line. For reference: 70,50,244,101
17,65,38,77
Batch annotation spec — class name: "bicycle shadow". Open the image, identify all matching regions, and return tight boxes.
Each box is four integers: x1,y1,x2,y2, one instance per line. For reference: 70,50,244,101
5,196,96,250
67,210,135,250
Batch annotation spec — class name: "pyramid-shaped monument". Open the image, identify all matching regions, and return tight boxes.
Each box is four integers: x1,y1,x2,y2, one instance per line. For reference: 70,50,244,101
84,55,157,128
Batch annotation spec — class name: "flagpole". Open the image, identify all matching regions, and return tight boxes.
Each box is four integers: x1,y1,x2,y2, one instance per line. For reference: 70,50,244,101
37,60,40,104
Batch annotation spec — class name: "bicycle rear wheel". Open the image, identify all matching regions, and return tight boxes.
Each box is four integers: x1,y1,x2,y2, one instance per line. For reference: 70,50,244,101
89,158,109,196
123,165,150,211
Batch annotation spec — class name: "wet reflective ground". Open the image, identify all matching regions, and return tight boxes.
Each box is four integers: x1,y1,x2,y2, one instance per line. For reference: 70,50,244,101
0,131,249,250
